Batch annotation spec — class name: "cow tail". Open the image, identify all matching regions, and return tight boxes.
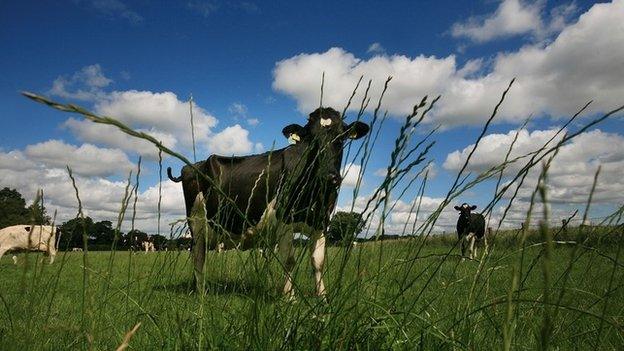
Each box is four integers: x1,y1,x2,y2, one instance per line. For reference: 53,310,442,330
167,167,183,182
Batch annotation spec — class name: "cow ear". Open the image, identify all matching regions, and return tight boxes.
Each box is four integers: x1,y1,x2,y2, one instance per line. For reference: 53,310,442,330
470,205,477,210
454,206,461,211
282,124,305,144
346,121,370,140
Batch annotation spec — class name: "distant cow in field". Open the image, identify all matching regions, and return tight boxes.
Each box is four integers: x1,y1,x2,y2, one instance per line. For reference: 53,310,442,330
0,225,58,264
454,203,486,260
142,240,155,252
167,107,370,297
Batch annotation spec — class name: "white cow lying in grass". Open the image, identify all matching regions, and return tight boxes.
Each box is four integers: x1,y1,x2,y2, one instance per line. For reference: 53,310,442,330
0,225,58,264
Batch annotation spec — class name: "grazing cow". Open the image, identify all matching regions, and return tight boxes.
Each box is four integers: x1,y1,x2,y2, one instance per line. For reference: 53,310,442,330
454,203,486,260
142,240,155,252
167,107,369,297
71,247,83,252
0,225,58,264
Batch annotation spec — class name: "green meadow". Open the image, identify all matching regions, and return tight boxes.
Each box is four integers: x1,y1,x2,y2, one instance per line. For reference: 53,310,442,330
1,229,622,350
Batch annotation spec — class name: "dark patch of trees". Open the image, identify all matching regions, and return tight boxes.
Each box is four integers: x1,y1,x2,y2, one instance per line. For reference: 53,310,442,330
327,211,365,245
58,216,95,249
0,187,50,228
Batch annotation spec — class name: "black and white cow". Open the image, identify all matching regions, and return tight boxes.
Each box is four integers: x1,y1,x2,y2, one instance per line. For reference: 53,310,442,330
454,203,486,260
167,107,369,296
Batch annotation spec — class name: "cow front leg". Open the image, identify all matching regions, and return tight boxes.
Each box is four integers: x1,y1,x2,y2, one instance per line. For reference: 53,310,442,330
48,247,56,264
189,192,208,292
309,232,326,297
0,247,8,262
473,241,478,259
460,235,468,260
467,233,476,260
277,226,295,299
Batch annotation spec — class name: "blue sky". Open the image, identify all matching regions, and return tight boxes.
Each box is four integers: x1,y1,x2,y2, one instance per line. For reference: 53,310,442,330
1,0,622,234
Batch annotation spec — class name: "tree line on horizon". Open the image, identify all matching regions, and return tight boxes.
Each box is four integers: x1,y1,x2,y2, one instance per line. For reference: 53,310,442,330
0,187,191,251
0,187,367,251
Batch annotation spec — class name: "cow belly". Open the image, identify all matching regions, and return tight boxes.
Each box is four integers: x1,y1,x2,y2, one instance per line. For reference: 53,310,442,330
0,226,54,252
194,196,316,252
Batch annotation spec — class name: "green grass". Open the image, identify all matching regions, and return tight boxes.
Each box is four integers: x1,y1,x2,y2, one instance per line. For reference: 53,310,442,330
17,82,624,350
1,235,622,350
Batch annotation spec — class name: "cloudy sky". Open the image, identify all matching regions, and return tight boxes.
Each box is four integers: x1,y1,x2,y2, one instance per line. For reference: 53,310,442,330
1,0,622,235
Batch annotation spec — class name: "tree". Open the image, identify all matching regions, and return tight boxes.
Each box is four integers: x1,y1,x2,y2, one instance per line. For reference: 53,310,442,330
59,216,94,249
0,187,29,228
151,234,168,249
176,237,192,250
0,188,51,228
327,212,365,245
27,201,51,225
92,220,115,245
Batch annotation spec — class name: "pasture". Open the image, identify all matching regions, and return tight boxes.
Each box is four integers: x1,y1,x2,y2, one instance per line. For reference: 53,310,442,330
1,230,622,350
9,61,624,351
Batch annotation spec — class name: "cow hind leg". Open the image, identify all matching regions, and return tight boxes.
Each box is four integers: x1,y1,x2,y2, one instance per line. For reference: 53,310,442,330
189,192,209,292
277,225,295,299
473,238,478,259
0,247,9,262
309,232,326,297
460,235,468,259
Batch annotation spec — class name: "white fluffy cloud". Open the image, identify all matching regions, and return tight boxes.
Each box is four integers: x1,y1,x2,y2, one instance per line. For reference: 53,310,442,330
450,0,575,43
0,146,185,232
341,163,362,187
49,64,112,101
273,1,624,127
94,90,217,148
246,118,260,126
207,124,256,156
443,128,562,173
337,193,462,236
443,128,624,204
63,118,178,160
367,42,385,54
228,102,248,117
24,140,134,177
49,66,262,159
0,150,37,172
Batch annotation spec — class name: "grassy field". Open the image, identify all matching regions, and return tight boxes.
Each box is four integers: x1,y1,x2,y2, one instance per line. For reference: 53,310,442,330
14,84,624,350
1,233,622,350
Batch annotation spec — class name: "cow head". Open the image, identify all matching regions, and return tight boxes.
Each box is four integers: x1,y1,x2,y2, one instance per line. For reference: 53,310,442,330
454,203,477,219
282,107,370,186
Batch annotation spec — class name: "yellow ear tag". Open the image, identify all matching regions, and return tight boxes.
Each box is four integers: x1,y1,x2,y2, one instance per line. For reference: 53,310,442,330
288,133,300,144
320,117,332,127
349,130,358,139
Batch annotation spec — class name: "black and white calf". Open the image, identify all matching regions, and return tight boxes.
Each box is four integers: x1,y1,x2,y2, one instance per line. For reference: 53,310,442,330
454,203,486,260
167,107,370,297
